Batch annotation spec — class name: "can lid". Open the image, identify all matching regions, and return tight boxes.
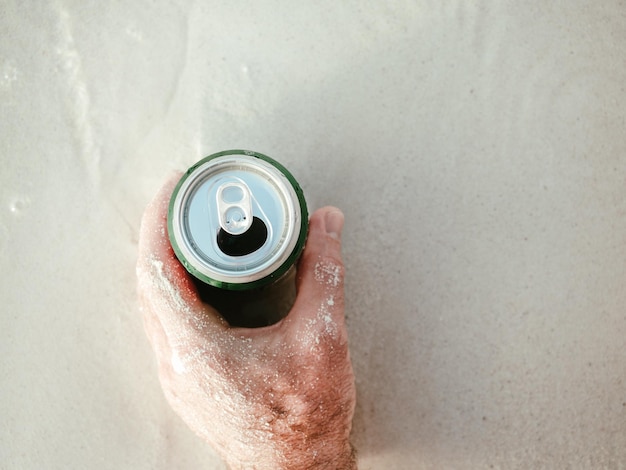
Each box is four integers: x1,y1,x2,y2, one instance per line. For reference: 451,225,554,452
168,150,308,290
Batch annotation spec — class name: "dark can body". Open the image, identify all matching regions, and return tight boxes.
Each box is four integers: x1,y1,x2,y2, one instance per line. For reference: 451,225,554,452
168,150,308,327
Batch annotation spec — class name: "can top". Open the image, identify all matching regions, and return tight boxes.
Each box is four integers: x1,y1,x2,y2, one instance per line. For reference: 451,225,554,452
168,150,308,290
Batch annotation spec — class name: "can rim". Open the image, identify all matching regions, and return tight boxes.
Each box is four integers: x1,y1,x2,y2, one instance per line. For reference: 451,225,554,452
168,150,309,291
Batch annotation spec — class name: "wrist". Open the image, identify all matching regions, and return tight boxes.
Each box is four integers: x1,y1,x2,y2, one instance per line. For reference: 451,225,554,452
272,406,356,470
285,439,356,470
225,435,356,470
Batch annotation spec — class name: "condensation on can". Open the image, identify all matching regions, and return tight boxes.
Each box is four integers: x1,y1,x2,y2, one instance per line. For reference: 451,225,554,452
168,150,308,327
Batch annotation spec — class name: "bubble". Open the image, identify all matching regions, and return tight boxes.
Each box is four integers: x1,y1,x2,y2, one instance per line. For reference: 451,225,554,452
8,196,30,215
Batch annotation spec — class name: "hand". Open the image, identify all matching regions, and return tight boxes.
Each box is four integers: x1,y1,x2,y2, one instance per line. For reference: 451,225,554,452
136,176,357,470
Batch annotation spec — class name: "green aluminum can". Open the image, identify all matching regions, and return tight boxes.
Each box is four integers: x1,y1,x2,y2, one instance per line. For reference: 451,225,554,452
168,150,308,327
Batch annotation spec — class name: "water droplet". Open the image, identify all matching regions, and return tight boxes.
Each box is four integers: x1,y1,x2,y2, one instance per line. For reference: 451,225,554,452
8,196,30,215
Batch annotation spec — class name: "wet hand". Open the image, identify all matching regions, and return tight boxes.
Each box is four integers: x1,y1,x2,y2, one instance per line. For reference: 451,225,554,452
136,176,357,470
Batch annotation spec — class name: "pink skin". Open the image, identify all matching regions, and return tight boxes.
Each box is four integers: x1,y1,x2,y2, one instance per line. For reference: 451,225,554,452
136,175,357,470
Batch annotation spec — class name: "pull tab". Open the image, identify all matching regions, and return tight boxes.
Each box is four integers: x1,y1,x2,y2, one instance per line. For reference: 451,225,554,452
216,182,253,235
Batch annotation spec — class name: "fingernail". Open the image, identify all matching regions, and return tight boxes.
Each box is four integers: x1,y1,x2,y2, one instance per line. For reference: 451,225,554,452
325,209,344,240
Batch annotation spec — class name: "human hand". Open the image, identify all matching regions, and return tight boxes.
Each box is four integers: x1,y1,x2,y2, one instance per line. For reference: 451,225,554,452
136,176,357,470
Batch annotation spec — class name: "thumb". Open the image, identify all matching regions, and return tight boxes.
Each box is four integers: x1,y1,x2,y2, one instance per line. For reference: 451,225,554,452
286,207,346,331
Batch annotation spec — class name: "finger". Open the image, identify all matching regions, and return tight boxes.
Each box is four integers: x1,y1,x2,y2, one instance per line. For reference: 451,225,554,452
285,207,347,336
136,174,227,344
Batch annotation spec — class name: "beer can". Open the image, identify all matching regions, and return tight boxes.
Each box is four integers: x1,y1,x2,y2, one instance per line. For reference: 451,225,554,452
168,150,308,327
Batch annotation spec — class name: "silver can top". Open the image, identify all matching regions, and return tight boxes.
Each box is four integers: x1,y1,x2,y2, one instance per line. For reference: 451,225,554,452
168,150,308,290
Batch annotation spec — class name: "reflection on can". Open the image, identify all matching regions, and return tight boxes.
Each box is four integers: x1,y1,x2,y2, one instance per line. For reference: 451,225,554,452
168,150,308,327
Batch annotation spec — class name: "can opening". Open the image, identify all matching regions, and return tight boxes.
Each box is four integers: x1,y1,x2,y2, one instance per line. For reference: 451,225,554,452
217,216,268,257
